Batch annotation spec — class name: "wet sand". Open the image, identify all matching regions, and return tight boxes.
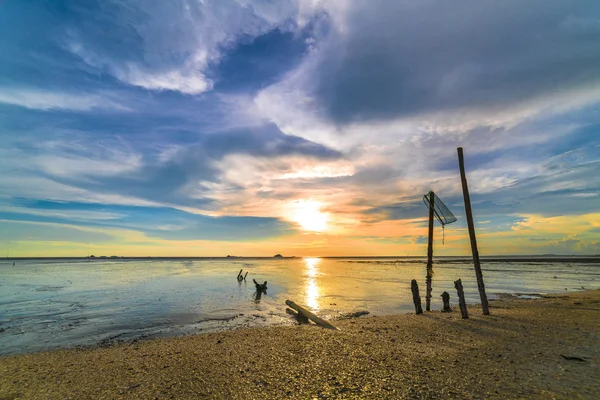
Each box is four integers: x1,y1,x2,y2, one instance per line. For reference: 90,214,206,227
1,290,599,399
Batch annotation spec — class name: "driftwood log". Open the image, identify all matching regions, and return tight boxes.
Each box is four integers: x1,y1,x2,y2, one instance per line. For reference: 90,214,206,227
411,279,423,315
454,279,469,319
286,307,309,323
285,300,339,330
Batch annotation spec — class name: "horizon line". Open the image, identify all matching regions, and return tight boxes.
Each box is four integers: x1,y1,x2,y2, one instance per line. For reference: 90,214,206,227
2,254,599,260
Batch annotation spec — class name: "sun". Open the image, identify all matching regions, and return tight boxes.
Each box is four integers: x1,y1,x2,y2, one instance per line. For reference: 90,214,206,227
290,200,329,232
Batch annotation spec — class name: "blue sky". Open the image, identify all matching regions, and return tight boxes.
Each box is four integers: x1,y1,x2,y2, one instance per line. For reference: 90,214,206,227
1,0,599,256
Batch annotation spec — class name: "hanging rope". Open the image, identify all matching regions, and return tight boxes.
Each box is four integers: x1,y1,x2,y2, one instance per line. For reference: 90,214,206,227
442,224,445,245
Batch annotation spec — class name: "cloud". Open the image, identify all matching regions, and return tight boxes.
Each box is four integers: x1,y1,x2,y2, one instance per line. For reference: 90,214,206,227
413,235,428,245
0,88,128,111
248,0,600,153
0,200,295,242
61,0,320,94
539,235,600,255
306,0,600,124
0,220,114,243
35,124,343,208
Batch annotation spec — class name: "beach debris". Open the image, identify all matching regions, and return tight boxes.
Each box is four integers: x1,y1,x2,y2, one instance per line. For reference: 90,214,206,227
253,279,267,302
422,191,457,311
458,147,490,315
236,269,248,282
411,279,423,315
285,300,339,330
441,291,451,312
253,279,267,292
560,354,587,362
286,307,309,323
454,279,469,319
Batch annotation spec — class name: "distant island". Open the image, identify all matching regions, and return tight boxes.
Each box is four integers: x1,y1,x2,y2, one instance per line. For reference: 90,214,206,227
273,254,283,258
89,255,121,259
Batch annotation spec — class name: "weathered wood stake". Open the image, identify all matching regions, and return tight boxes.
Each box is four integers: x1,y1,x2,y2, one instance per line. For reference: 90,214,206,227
457,147,490,315
441,291,451,312
426,191,435,311
454,279,469,319
411,279,423,314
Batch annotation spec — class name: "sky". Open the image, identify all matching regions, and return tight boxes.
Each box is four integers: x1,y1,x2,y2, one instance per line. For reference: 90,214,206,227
1,0,599,257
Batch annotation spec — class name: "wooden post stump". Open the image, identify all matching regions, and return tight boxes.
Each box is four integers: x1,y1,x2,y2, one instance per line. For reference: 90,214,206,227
253,279,267,292
441,291,451,312
454,279,469,319
411,279,423,315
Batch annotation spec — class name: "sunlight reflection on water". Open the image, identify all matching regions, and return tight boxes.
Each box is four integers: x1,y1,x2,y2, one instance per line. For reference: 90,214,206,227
304,257,320,311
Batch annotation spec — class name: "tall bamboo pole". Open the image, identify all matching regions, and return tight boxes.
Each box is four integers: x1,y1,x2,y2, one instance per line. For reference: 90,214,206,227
425,191,435,311
457,147,490,315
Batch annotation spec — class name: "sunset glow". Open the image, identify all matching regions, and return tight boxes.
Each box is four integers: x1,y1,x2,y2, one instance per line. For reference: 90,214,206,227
290,201,329,233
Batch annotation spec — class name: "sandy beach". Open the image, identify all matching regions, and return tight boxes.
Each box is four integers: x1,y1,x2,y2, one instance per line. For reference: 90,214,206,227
1,290,599,399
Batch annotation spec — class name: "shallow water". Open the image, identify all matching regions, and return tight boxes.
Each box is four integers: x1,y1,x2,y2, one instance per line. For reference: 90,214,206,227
1,257,599,355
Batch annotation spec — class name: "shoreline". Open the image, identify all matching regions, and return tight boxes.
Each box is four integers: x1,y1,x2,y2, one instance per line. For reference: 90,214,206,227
2,290,599,399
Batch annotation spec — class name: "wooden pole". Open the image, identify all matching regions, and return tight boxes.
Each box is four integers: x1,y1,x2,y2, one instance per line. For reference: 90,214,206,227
425,191,435,311
457,147,490,315
411,279,423,314
454,279,469,319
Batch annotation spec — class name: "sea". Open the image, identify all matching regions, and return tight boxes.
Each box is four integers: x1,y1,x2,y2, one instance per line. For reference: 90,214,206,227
1,256,599,355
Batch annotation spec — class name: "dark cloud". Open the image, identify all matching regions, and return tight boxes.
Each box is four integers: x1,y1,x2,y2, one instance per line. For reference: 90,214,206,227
310,0,600,123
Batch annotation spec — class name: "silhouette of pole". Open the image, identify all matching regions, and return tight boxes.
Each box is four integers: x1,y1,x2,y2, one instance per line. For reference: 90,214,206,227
457,147,490,315
425,191,435,311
